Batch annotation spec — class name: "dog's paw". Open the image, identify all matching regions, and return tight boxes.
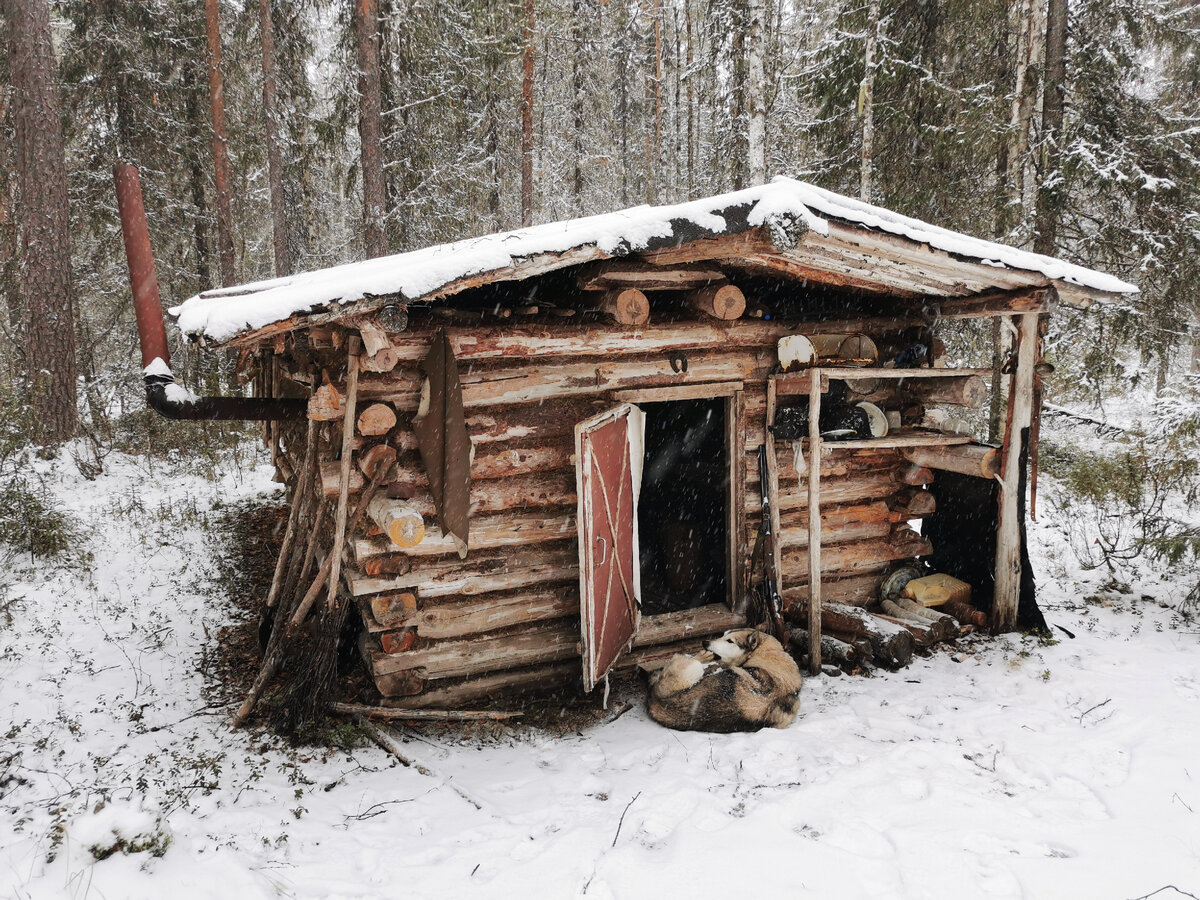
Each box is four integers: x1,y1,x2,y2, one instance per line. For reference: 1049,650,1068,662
675,656,707,689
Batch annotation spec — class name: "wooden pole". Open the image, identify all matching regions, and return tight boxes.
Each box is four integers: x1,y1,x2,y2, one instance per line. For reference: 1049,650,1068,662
331,703,521,722
764,378,784,621
993,313,1038,631
807,368,823,674
326,337,362,610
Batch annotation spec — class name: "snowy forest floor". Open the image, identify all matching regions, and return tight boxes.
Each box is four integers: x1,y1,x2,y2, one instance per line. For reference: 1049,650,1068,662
2,431,1200,900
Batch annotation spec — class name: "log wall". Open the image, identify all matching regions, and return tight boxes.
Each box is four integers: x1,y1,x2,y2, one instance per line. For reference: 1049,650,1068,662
271,315,942,704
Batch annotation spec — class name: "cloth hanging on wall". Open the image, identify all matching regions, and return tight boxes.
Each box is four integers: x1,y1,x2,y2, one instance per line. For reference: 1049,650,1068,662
413,330,472,558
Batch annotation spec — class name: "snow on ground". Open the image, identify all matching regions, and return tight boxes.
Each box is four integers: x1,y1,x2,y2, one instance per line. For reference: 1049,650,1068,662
2,442,1199,900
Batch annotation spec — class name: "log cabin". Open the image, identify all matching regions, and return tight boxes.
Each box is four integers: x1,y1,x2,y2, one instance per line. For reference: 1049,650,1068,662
118,170,1136,711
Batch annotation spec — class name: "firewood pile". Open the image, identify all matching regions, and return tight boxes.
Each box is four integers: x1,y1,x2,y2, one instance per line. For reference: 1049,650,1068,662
784,584,989,676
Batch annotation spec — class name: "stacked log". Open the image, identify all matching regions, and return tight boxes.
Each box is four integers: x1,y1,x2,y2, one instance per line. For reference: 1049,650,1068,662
269,314,983,703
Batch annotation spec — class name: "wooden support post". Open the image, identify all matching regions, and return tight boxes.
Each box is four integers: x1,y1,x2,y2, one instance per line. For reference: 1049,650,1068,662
993,313,1038,631
764,377,784,621
806,370,822,674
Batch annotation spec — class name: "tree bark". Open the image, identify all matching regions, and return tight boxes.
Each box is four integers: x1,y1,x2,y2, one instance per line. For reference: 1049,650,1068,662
259,0,292,276
746,0,766,185
1007,0,1045,243
183,58,214,294
859,0,879,202
484,1,502,230
685,0,695,196
571,0,585,210
0,90,21,372
521,0,535,227
1033,0,1066,256
356,0,387,258
7,0,78,442
205,0,236,286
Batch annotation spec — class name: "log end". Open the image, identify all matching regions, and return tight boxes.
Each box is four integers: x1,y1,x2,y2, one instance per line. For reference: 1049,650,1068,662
388,515,425,548
602,288,650,325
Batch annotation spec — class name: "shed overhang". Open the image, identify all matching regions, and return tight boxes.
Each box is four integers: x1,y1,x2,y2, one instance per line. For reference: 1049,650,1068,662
171,177,1137,348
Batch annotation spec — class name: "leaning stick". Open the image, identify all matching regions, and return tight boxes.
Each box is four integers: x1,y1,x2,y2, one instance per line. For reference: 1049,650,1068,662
288,458,395,629
231,460,395,728
325,336,362,612
330,703,521,722
265,400,318,609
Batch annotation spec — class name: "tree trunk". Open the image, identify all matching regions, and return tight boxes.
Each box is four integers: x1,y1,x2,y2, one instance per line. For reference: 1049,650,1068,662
205,0,236,286
654,0,664,202
183,59,214,294
859,0,879,202
0,91,21,373
1007,0,1045,244
521,0,535,227
571,0,585,210
685,0,695,196
730,0,747,190
484,0,502,230
259,0,292,276
7,0,78,443
356,0,387,258
1033,0,1066,256
746,0,766,185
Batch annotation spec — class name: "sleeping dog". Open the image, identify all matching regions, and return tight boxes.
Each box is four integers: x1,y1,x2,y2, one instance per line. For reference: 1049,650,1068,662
648,628,802,733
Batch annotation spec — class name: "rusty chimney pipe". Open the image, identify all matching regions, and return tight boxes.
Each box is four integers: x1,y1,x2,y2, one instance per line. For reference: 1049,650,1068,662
113,162,306,422
114,162,171,370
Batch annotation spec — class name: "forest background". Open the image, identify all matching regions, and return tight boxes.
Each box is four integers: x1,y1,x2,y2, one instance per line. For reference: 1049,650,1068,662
1,0,1199,585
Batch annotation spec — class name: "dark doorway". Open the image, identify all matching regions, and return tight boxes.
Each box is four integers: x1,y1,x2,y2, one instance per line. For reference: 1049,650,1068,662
637,398,729,615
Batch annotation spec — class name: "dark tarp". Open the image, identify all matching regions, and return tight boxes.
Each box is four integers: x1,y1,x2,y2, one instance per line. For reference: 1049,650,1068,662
413,330,472,558
923,428,1046,631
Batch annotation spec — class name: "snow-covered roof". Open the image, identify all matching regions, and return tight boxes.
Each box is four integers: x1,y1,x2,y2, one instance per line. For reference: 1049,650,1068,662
172,176,1137,345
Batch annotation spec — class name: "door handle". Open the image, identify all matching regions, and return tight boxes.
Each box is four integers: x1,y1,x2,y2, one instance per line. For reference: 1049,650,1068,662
596,536,608,566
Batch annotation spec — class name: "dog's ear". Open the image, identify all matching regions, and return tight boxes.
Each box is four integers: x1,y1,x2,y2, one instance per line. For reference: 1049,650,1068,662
745,631,761,651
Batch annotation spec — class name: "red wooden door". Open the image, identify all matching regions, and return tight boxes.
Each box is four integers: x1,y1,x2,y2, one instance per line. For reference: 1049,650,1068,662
576,404,643,691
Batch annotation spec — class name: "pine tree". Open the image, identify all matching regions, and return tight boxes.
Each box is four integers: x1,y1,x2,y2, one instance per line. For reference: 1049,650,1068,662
6,0,78,443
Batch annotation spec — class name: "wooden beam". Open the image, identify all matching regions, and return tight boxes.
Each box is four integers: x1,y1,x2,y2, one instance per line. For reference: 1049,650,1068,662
576,260,726,291
612,381,743,403
902,443,1000,479
930,288,1052,320
993,313,1039,631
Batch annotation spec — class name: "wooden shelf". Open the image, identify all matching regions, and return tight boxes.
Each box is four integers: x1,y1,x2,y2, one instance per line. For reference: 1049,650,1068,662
810,429,973,450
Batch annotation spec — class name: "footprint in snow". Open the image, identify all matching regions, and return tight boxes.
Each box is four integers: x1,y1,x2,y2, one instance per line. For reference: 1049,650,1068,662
1172,669,1200,700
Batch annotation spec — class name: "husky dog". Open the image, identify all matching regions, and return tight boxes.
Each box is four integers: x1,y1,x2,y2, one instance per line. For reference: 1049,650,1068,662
647,628,802,733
